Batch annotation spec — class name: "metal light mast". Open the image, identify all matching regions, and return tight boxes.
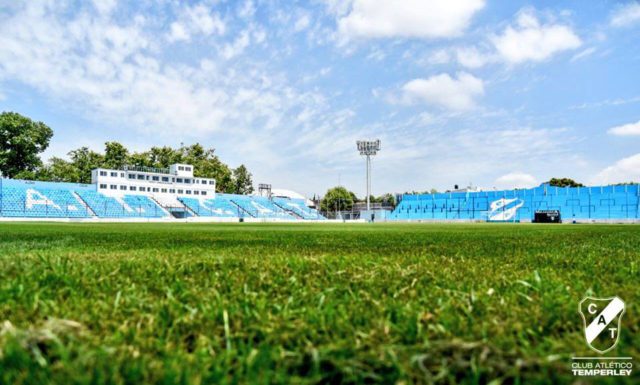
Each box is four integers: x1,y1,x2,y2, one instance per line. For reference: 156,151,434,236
356,139,381,211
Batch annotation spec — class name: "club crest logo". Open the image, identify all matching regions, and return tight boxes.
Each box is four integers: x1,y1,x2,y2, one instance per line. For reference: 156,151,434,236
579,297,625,354
487,198,524,221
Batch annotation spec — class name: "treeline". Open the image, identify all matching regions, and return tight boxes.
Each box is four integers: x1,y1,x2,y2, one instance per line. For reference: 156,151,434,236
319,186,396,211
0,112,253,194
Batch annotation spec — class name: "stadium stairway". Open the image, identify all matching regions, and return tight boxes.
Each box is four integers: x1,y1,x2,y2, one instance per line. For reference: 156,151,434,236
151,195,193,218
272,201,303,219
272,197,326,220
72,191,97,217
228,198,256,218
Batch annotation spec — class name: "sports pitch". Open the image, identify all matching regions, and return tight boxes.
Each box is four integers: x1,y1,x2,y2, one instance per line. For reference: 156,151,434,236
0,222,638,384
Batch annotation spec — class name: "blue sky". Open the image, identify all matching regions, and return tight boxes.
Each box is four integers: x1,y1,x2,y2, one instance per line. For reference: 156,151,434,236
1,0,639,197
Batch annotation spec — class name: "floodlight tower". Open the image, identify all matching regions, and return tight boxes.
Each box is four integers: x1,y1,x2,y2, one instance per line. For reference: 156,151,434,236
356,139,381,211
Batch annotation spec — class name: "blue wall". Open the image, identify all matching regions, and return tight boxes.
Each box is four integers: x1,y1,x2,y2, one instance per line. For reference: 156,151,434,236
391,184,640,221
1,178,96,191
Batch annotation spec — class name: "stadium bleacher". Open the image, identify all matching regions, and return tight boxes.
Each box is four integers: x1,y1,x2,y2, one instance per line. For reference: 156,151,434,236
122,195,167,218
273,197,325,219
390,184,640,221
0,179,322,220
63,190,166,219
0,186,91,218
225,194,295,219
3,176,636,222
178,195,238,217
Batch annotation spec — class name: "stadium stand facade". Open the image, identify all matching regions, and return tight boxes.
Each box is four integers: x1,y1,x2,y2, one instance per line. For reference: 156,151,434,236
391,184,640,222
0,163,325,221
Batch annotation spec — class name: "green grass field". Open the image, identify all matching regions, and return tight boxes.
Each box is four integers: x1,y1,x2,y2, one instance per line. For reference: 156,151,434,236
0,222,638,384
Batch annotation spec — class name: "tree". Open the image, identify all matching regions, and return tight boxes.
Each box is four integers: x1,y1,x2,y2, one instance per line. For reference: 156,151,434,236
320,186,355,212
182,144,234,192
547,178,584,187
378,193,396,207
147,146,182,168
68,147,104,184
7,131,249,193
232,164,254,194
103,142,129,170
0,112,53,178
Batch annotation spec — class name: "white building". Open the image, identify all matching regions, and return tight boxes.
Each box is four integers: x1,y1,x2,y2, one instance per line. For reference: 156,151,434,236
91,163,216,199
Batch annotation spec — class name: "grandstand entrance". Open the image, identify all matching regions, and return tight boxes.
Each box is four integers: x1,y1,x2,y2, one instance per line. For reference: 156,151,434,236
167,207,189,218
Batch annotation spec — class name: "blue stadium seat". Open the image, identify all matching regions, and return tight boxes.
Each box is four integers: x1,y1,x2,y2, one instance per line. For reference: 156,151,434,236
0,186,91,218
390,184,640,222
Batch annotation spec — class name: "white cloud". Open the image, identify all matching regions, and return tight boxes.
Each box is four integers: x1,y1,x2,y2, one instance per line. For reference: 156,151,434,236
495,172,538,189
592,153,640,185
0,2,317,139
608,120,640,136
294,13,311,32
169,22,190,42
92,0,117,16
610,2,640,28
238,0,256,19
401,72,484,111
221,30,251,59
491,8,581,64
570,47,596,62
455,46,494,68
337,0,485,40
167,4,225,42
426,49,451,65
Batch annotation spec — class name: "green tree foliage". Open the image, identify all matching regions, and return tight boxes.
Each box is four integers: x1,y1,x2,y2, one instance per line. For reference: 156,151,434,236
180,144,234,192
232,165,254,194
15,157,81,182
68,147,105,184
18,141,243,193
0,112,53,178
547,178,584,187
103,142,129,170
378,193,396,207
321,186,355,212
